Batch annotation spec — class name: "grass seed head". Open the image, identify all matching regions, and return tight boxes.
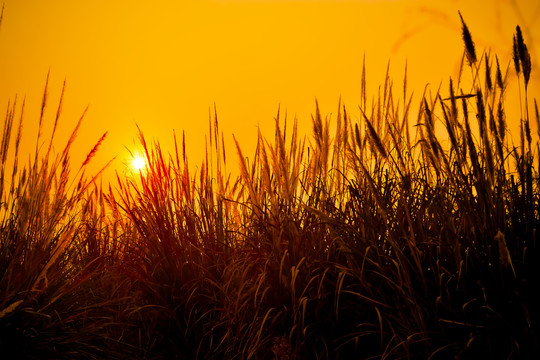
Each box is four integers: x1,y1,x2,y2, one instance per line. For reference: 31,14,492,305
484,55,492,92
514,26,532,87
522,46,532,87
459,11,477,65
513,34,521,76
476,89,486,141
363,112,387,159
497,100,506,143
82,132,108,168
495,55,504,91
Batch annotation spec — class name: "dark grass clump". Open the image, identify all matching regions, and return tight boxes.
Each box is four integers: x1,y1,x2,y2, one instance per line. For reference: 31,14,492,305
1,13,539,360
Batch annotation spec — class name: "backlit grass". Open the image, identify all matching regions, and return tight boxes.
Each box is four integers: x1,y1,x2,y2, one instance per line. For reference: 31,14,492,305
1,14,539,359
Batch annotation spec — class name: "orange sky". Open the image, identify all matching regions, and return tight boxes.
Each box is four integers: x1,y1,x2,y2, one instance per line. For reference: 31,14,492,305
0,0,539,181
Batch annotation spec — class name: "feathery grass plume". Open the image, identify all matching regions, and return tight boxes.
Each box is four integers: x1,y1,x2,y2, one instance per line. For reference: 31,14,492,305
334,97,343,154
525,116,532,150
0,99,16,201
423,97,433,127
354,122,362,150
361,109,387,159
403,59,408,105
448,78,458,123
36,71,50,154
1,99,15,166
484,127,495,184
81,132,108,168
488,104,497,137
512,33,521,76
484,54,492,93
423,98,441,162
515,25,526,61
9,98,24,195
312,99,323,150
342,103,349,146
515,25,531,87
522,44,531,88
476,89,486,143
361,53,367,111
497,99,506,143
495,55,504,91
382,60,392,118
459,11,477,65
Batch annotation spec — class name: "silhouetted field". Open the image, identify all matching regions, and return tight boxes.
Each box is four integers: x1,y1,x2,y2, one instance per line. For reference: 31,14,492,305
1,14,539,359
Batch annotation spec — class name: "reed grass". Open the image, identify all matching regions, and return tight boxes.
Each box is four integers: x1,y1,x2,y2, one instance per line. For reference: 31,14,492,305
1,13,539,360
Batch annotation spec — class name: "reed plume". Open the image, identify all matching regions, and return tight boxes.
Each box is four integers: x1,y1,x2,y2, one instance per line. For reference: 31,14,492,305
459,11,477,65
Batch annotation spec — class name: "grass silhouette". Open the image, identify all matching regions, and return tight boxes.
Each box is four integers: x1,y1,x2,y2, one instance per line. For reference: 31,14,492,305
1,13,539,359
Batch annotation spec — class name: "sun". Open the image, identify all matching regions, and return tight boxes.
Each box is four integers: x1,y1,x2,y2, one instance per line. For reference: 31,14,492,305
131,155,146,172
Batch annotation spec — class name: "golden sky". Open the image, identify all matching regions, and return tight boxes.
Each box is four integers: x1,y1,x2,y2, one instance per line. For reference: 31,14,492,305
0,0,539,180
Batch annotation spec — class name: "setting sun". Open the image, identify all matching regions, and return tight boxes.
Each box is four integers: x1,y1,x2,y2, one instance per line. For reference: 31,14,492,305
131,155,146,172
